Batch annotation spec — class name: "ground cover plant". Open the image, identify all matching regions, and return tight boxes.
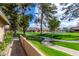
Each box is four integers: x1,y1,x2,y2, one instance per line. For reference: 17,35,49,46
0,31,13,55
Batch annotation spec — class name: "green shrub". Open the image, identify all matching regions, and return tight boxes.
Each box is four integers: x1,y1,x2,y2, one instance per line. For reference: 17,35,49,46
0,31,13,55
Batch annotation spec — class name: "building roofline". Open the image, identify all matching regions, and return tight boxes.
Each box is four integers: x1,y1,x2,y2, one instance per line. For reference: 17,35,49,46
0,11,10,25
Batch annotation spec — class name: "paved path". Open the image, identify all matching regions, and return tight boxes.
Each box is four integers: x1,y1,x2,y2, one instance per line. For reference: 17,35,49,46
48,45,79,56
41,37,79,56
42,39,79,56
10,37,27,56
52,39,79,43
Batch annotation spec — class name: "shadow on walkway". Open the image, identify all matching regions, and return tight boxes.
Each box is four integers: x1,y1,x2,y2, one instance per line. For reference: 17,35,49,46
10,40,27,56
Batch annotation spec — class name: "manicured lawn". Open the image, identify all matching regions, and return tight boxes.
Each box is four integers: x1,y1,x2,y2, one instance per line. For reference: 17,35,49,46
16,31,40,36
39,32,79,40
25,32,40,36
17,32,79,40
17,32,79,55
26,36,71,56
60,32,79,36
52,34,79,40
53,42,79,51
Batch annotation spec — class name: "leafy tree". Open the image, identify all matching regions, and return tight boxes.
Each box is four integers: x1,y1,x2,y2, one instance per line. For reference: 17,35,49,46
0,3,32,36
16,3,32,34
0,4,18,36
48,17,60,33
19,15,32,34
36,3,57,34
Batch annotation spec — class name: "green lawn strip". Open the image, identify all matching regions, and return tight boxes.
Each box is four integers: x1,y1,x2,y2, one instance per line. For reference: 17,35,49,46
53,42,79,51
16,31,40,37
62,32,79,36
39,33,79,40
52,34,79,40
25,32,40,36
17,32,79,40
27,36,71,56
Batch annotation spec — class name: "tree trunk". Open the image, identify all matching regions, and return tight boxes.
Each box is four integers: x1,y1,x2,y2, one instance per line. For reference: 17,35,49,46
40,5,43,34
13,30,16,37
22,6,26,36
23,28,26,35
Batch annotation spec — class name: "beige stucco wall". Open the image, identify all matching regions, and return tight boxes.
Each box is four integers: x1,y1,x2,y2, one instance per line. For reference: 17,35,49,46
0,11,9,42
0,26,5,42
0,18,5,42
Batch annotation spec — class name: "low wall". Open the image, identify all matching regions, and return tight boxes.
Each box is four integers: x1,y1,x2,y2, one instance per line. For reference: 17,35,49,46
19,35,44,56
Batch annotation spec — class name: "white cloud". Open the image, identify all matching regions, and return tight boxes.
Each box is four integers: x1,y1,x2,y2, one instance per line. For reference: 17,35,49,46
55,3,79,28
60,18,79,28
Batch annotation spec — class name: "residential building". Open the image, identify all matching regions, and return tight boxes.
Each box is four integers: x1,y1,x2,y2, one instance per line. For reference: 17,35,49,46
0,11,9,42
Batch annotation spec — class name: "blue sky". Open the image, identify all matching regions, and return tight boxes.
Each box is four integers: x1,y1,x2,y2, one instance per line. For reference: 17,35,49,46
15,4,39,27
29,3,79,29
16,3,79,29
55,3,79,28
27,4,39,27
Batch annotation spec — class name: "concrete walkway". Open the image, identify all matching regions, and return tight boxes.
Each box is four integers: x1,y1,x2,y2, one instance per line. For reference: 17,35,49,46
52,39,79,43
10,37,27,56
48,45,79,56
41,37,79,56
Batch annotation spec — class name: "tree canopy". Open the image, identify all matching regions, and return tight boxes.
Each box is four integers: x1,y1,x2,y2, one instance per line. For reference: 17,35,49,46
48,17,60,32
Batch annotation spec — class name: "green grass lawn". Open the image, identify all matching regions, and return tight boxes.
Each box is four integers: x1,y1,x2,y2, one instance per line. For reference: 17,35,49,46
53,42,79,51
60,32,79,36
26,36,71,56
53,34,79,40
17,32,79,55
25,32,40,36
16,31,40,36
39,32,79,40
17,32,79,40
